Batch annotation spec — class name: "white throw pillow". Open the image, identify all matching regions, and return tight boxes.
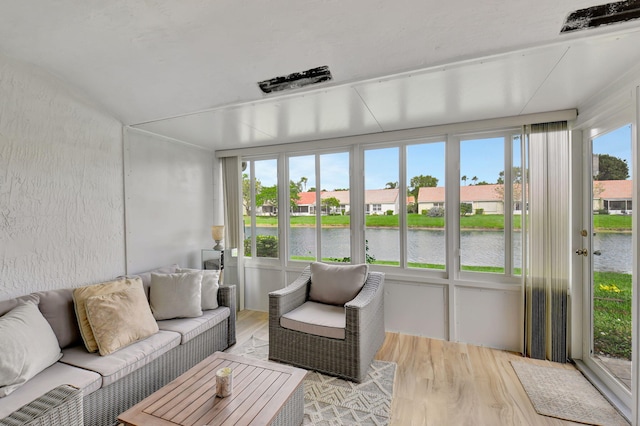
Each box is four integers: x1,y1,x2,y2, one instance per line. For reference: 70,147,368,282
0,302,62,397
176,268,219,310
308,262,369,306
149,272,203,320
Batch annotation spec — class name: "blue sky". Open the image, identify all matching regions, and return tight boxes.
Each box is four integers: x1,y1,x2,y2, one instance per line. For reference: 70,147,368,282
254,124,632,189
593,124,632,179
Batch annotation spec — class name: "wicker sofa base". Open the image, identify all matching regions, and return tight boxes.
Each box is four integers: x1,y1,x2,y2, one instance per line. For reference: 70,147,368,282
83,318,229,426
0,385,83,426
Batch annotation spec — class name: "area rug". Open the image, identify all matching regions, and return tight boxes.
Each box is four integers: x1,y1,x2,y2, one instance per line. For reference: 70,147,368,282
231,336,396,425
511,361,629,426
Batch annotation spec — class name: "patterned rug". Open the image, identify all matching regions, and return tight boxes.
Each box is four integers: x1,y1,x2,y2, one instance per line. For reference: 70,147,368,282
511,361,629,426
230,336,396,425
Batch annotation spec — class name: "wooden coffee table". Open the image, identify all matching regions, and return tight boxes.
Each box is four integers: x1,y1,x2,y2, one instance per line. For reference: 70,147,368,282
118,351,306,426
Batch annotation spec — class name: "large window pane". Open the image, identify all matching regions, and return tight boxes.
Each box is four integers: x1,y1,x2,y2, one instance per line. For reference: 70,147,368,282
320,152,350,262
460,137,505,272
408,142,446,270
289,156,316,261
365,147,399,265
253,159,279,258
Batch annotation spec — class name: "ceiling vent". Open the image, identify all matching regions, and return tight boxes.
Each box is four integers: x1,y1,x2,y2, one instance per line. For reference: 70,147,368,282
561,0,640,33
258,66,332,94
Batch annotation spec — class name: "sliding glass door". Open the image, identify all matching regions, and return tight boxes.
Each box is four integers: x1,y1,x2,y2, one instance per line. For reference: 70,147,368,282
582,123,633,406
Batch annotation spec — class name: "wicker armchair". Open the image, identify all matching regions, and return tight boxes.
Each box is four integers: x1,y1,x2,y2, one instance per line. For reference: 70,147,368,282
268,265,385,382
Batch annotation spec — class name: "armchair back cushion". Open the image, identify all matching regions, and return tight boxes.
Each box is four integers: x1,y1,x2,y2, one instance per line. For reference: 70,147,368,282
308,262,368,306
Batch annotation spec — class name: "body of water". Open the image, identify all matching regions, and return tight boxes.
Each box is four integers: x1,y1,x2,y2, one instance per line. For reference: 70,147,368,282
251,227,632,274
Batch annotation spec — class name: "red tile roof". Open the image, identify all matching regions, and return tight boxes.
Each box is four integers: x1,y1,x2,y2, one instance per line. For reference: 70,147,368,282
595,180,632,199
418,184,504,202
296,191,317,205
295,180,632,207
295,189,398,205
365,189,399,204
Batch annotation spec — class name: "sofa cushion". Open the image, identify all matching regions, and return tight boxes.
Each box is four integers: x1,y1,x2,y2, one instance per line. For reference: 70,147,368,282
280,301,346,339
0,302,63,397
0,362,101,419
128,264,180,300
33,288,81,349
176,268,220,310
59,330,180,387
85,284,159,356
73,277,141,353
149,272,203,320
157,306,230,344
0,294,39,317
309,262,368,306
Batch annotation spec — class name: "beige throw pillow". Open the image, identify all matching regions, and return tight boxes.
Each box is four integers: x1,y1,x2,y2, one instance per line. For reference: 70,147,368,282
176,268,219,310
309,262,369,306
149,272,203,320
85,284,159,356
73,278,139,352
0,302,62,397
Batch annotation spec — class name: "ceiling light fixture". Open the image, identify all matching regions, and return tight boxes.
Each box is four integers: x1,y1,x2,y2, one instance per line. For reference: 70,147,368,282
257,65,333,94
561,0,640,33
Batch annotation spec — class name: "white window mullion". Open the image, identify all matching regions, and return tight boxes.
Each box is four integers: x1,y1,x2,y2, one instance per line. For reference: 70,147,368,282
504,133,513,276
399,144,407,268
315,154,322,261
351,144,365,264
249,160,257,258
447,135,461,278
277,155,284,263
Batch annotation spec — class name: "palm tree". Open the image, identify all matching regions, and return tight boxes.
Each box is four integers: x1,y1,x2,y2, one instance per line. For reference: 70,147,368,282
472,176,478,185
298,176,308,191
385,181,398,189
461,175,468,185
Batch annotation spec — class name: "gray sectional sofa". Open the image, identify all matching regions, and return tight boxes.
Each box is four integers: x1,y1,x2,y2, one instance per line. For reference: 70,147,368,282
0,265,236,426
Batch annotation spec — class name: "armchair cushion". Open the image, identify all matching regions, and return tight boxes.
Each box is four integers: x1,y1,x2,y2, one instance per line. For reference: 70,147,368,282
309,262,368,306
280,301,346,339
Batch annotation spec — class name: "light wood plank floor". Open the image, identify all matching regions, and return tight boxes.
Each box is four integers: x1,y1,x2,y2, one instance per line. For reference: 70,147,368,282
233,310,583,426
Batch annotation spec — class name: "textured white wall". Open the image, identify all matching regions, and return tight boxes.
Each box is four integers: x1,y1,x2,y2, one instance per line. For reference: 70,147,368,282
124,128,214,274
0,54,125,299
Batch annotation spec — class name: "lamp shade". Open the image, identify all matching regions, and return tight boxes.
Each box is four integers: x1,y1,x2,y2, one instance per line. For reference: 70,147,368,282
211,225,224,241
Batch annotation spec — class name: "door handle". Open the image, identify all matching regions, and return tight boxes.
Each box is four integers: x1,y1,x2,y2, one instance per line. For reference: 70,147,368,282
575,249,588,256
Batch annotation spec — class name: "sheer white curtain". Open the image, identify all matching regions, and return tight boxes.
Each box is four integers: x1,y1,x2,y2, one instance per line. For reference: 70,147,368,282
526,121,570,362
222,157,242,249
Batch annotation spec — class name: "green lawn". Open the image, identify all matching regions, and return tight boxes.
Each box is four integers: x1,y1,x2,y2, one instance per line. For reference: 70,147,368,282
593,271,632,360
593,214,632,231
247,214,631,231
248,214,519,229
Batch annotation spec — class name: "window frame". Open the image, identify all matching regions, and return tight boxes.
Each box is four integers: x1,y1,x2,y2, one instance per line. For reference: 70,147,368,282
453,128,524,284
242,154,282,266
284,148,352,265
240,127,525,285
